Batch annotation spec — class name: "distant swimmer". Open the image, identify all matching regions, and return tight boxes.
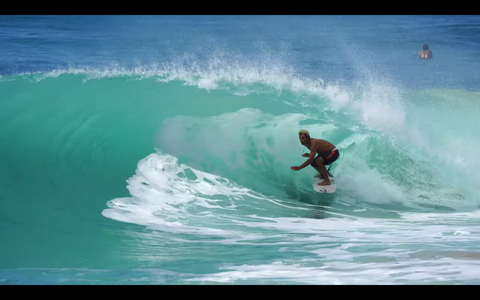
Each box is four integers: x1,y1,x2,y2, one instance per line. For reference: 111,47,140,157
419,44,432,59
290,129,339,186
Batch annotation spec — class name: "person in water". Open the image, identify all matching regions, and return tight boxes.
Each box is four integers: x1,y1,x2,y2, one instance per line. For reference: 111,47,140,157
290,129,339,186
419,44,432,59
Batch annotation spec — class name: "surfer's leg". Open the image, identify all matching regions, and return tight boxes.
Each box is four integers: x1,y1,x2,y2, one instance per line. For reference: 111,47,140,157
313,167,322,178
316,149,339,185
315,157,331,186
310,156,323,178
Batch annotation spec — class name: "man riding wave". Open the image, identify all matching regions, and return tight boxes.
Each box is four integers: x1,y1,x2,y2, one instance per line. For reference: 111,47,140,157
290,129,339,186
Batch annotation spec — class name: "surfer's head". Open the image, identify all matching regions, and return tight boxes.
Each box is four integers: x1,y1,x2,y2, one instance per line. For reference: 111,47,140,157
298,129,310,145
423,44,429,50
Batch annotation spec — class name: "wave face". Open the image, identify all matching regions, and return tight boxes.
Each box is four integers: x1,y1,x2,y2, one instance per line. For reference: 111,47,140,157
1,15,480,285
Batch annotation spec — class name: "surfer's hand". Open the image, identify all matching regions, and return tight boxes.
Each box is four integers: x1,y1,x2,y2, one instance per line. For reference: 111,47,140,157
302,153,309,157
291,166,301,171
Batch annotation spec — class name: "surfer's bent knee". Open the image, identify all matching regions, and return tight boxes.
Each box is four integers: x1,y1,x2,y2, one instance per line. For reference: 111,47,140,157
310,156,322,168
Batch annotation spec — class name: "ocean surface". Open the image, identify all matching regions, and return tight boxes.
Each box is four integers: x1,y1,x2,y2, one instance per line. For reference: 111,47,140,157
1,15,480,285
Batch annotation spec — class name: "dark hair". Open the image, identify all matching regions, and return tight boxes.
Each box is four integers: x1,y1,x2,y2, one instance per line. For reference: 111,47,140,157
423,44,429,50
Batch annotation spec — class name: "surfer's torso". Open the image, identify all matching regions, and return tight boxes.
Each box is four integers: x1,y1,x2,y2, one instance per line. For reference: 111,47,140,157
304,138,336,155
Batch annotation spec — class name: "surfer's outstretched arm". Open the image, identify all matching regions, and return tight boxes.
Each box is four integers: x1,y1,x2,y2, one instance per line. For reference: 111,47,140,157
291,143,317,171
298,147,316,169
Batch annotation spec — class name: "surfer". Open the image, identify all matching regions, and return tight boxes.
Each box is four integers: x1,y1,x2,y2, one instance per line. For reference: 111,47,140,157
419,44,432,59
290,129,339,186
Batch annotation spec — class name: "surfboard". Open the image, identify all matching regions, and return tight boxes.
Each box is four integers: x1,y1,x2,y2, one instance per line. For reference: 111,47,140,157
312,173,336,193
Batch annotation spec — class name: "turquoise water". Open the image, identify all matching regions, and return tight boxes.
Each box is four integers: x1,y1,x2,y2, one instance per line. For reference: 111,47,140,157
1,15,480,284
